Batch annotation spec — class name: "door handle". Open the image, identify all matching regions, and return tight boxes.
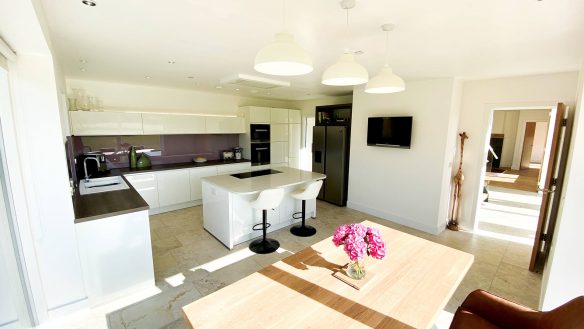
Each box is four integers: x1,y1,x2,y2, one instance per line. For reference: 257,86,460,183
538,187,554,194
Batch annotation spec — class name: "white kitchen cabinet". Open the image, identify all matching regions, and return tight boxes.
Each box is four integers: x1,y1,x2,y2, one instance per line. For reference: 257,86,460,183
270,141,288,165
156,169,190,207
288,123,301,158
69,111,143,136
124,173,159,209
289,110,301,124
189,166,218,201
75,210,154,306
248,107,270,123
270,108,289,123
216,162,251,174
142,113,206,135
270,124,288,142
205,116,245,134
288,157,300,169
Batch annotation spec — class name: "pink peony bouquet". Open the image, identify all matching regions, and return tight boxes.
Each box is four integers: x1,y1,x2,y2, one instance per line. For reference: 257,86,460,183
332,223,386,261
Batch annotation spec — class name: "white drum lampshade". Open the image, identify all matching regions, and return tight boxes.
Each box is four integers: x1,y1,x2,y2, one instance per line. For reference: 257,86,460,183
321,53,369,86
254,32,313,76
364,66,405,93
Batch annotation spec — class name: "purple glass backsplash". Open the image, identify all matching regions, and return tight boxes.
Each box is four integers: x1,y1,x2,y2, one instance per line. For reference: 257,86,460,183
72,134,240,168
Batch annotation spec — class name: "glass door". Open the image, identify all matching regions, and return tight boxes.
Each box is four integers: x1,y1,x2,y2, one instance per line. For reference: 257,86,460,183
0,55,32,329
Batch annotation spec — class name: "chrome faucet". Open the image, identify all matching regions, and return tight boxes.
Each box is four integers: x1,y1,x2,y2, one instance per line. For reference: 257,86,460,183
83,156,100,182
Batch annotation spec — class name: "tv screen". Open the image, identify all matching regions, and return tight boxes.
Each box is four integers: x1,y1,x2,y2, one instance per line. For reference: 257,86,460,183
367,116,413,148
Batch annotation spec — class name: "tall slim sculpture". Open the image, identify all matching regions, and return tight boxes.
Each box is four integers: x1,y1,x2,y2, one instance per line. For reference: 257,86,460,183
447,132,469,231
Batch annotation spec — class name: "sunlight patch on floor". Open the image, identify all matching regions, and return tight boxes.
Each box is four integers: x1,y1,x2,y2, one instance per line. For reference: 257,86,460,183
474,228,534,246
189,247,290,273
164,272,186,287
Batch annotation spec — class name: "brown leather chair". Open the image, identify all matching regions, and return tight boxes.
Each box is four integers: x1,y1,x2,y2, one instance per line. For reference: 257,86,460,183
450,289,584,329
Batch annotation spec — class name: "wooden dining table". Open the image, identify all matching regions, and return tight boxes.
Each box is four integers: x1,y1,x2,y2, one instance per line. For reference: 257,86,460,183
182,220,474,329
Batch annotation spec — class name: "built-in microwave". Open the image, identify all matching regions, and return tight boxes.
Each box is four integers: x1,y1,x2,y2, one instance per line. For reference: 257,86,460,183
250,124,270,142
251,142,270,165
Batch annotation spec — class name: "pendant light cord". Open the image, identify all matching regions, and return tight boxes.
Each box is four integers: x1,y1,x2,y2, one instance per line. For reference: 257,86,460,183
384,29,390,66
282,0,286,32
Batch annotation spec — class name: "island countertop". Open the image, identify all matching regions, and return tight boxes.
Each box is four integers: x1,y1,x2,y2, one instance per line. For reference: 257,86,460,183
202,167,326,194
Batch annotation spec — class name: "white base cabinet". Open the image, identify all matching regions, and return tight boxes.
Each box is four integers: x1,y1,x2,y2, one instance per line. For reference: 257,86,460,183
124,173,159,209
189,167,218,201
123,162,251,215
156,169,190,207
75,210,154,306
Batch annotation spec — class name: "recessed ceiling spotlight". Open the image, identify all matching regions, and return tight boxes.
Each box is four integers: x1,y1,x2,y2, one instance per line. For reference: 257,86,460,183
187,76,195,79
82,0,96,6
144,76,152,79
235,88,240,91
215,85,222,89
79,67,86,72
168,60,176,64
354,50,364,55
79,59,88,64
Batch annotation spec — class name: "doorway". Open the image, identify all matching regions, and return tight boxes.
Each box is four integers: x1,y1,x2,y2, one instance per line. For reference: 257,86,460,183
478,108,553,263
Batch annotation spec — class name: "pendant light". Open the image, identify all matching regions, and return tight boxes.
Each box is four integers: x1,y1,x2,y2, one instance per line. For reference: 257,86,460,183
321,0,368,86
365,24,405,94
254,0,313,76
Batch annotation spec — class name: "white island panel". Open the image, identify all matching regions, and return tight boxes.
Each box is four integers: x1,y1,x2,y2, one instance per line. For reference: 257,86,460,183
202,167,325,249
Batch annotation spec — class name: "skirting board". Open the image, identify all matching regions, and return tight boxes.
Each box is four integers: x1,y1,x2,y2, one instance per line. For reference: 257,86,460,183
149,200,202,215
346,201,444,235
46,297,88,319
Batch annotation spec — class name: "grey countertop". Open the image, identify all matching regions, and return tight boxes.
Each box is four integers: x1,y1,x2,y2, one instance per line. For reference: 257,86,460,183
72,159,251,223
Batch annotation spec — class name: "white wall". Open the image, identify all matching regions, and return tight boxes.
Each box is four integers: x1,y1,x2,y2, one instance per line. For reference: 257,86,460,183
347,79,460,234
510,109,551,170
541,64,584,310
456,72,579,230
0,0,87,323
531,121,548,163
66,78,296,117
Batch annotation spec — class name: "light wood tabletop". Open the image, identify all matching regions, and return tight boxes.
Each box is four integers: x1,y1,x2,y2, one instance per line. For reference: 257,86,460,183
183,220,474,329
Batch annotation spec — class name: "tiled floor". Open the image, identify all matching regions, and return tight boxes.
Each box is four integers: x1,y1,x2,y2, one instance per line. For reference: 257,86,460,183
98,201,542,329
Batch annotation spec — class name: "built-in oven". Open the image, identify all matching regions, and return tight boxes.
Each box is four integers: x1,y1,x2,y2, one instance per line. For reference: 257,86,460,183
251,142,270,165
250,124,270,142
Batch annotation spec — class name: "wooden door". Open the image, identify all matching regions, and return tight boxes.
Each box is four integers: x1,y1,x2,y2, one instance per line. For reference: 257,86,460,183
529,103,572,272
520,122,536,169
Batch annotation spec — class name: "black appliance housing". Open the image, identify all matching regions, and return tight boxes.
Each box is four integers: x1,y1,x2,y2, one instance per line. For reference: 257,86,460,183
312,104,352,206
367,116,413,148
251,142,270,165
250,124,270,143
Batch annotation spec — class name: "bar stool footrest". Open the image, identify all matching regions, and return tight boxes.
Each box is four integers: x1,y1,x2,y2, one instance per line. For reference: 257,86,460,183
252,222,271,231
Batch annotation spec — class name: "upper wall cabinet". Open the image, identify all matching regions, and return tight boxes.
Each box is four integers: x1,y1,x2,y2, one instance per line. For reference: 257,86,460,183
289,110,301,124
142,113,206,135
69,111,143,136
270,108,289,124
205,117,245,134
248,107,271,123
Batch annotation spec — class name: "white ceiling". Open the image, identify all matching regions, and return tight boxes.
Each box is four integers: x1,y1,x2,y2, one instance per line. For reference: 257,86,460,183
38,0,584,101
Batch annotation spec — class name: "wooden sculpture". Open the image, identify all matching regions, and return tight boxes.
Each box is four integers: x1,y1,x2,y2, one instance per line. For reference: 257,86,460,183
447,132,469,231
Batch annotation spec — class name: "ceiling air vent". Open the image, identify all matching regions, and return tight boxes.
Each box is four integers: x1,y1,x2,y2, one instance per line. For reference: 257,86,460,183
220,74,290,89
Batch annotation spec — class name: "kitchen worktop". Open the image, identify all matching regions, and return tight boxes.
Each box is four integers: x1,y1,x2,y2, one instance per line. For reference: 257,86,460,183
202,167,326,195
72,159,251,223
73,176,149,224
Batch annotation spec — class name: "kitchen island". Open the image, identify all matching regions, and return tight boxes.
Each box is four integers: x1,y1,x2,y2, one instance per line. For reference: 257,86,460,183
202,167,326,249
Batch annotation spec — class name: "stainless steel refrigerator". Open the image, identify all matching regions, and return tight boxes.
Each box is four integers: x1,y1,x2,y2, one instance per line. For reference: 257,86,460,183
312,126,350,206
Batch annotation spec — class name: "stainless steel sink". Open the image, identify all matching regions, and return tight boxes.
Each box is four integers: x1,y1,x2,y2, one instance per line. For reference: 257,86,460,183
79,176,130,195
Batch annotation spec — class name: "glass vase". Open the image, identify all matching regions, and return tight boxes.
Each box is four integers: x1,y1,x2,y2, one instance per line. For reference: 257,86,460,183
346,260,366,280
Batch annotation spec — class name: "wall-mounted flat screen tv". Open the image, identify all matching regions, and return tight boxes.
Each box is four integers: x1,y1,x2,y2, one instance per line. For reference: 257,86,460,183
367,116,413,148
